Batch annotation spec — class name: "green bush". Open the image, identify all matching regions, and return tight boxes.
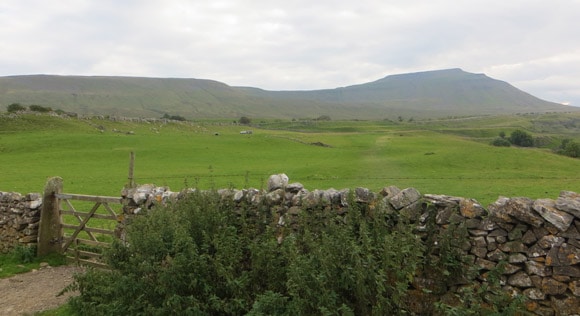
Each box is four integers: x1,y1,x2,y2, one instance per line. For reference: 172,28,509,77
490,137,511,147
558,139,580,158
65,191,525,315
29,104,53,112
11,244,37,263
7,103,26,113
509,129,534,147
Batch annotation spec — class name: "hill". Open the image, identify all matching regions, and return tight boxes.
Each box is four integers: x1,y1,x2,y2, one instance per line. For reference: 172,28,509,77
0,69,575,119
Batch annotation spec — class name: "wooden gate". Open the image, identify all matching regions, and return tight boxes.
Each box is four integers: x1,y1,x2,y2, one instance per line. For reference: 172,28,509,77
56,193,123,269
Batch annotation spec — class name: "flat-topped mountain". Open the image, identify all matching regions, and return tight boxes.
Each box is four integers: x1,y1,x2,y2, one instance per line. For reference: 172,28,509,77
0,69,575,119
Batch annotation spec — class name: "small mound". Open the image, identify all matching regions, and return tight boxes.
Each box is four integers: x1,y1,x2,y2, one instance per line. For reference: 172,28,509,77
310,142,332,148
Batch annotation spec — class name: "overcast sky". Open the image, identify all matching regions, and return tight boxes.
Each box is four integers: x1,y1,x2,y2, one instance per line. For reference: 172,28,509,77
1,0,579,106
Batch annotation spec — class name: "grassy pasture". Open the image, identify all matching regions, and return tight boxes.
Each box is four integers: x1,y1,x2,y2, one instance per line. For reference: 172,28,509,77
1,114,579,206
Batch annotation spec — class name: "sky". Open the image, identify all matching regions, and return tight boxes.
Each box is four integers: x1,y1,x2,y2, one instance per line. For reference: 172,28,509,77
1,0,579,106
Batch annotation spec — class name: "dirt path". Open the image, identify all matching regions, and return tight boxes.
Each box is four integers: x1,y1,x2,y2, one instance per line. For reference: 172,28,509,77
0,265,83,316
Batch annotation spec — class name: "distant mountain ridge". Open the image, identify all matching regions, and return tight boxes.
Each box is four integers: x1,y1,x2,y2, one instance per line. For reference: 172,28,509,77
0,69,575,119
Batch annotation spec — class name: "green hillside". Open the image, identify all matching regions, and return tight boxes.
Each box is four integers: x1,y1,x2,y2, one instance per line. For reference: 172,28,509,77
1,113,579,206
1,69,576,120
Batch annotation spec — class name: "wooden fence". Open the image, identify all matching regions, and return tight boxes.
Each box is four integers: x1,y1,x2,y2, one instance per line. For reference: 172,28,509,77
37,177,123,268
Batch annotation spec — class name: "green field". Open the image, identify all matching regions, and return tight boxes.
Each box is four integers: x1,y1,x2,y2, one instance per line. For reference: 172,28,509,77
1,113,579,206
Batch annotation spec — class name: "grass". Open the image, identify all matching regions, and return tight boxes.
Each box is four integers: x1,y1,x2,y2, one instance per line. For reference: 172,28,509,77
1,113,580,206
0,248,67,278
34,304,74,316
1,112,579,315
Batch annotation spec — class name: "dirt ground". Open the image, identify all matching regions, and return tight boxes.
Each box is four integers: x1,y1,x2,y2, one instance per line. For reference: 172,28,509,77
0,265,83,316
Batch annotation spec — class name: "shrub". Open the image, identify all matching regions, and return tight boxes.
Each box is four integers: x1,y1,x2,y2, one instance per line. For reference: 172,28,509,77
11,244,36,264
7,103,26,113
315,115,331,121
491,137,511,147
239,116,252,124
66,191,525,315
162,113,187,121
509,129,534,147
557,139,580,158
29,104,53,112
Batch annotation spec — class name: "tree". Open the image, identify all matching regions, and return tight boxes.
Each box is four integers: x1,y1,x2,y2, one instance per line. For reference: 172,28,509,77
509,130,534,147
499,131,506,139
239,116,251,125
7,103,26,113
560,139,580,158
162,113,186,121
29,104,52,112
491,137,511,147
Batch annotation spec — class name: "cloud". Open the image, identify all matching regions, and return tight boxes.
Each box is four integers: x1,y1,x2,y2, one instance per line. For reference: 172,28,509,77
1,0,579,105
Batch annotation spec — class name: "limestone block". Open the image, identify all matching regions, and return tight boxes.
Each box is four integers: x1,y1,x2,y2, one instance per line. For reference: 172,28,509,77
267,173,289,192
525,261,552,277
459,198,486,219
523,287,546,300
555,190,580,218
537,235,565,249
486,249,507,262
570,280,580,297
550,296,580,316
556,243,580,265
533,199,574,232
541,278,568,295
553,265,580,278
508,253,527,264
389,187,421,210
498,241,527,253
508,271,533,287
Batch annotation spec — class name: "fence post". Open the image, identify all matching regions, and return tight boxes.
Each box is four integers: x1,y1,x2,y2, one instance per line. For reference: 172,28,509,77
37,177,63,256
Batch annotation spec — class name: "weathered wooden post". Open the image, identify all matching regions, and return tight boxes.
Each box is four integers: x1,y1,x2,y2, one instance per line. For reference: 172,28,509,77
37,177,63,256
128,151,135,189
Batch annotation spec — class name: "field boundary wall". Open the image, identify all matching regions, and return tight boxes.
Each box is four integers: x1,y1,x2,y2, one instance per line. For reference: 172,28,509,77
1,174,579,315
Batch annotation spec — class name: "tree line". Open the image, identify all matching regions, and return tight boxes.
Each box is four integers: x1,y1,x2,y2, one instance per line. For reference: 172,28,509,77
491,129,580,158
7,103,54,113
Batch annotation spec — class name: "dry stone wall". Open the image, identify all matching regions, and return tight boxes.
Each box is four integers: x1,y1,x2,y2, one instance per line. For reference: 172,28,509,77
0,191,42,253
121,174,580,315
2,174,579,315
